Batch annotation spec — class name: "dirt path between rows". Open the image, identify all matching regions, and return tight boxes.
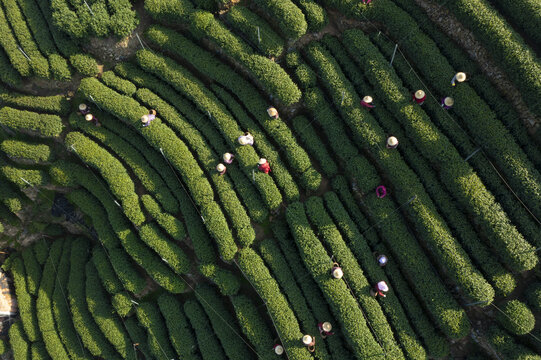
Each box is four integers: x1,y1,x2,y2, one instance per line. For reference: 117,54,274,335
412,0,540,132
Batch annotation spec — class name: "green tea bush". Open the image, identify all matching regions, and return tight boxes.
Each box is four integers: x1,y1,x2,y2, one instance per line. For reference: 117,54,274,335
30,342,49,360
292,0,328,32
141,195,185,240
526,283,541,312
36,239,71,360
124,317,153,360
0,88,70,114
0,107,63,137
0,4,31,77
85,261,135,359
496,300,535,335
9,321,30,360
487,326,541,359
184,299,227,360
10,256,40,342
0,48,22,86
1,140,53,163
65,131,145,226
251,0,307,40
21,247,41,296
198,263,240,296
101,71,137,96
237,248,312,360
157,293,201,360
135,302,177,360
224,6,284,57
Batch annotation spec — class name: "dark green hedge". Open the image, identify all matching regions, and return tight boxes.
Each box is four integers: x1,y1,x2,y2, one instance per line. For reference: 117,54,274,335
65,131,145,226
496,300,535,336
1,140,52,164
10,256,40,342
141,195,186,241
101,71,137,96
251,0,307,40
0,4,31,77
135,302,177,360
185,299,227,360
224,6,284,57
198,262,240,296
157,293,201,360
526,283,541,312
21,247,41,296
0,87,70,115
487,325,541,359
291,0,328,32
9,321,30,360
0,107,63,137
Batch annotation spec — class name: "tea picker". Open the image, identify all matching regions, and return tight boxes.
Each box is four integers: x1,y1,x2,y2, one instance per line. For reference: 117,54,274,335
441,97,454,110
223,153,235,164
302,335,316,352
78,103,91,115
267,107,279,119
238,132,254,146
318,322,334,339
451,72,466,86
360,96,375,109
370,281,389,298
85,113,100,127
258,158,271,174
386,136,398,149
413,90,426,105
216,163,226,176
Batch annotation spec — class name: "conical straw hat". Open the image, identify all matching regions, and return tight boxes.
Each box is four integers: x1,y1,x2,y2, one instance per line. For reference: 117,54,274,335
238,136,248,145
322,322,332,332
456,72,466,82
387,136,398,147
267,107,278,117
444,97,454,106
216,163,226,172
79,103,87,111
377,281,389,292
141,114,149,123
332,267,343,279
414,90,425,99
302,335,313,345
85,114,93,121
363,96,373,103
274,345,284,355
223,153,232,161
258,158,267,165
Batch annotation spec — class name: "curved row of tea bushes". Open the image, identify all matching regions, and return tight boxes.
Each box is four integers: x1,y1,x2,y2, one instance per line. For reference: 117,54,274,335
34,0,98,76
258,238,334,360
85,261,135,359
230,295,276,360
251,0,306,40
364,0,541,220
291,0,327,32
487,326,541,359
14,0,70,80
436,0,541,116
114,62,270,223
1,140,53,164
323,34,517,296
1,165,49,190
135,301,177,360
325,183,450,358
157,293,201,360
144,26,317,191
77,77,237,261
134,87,255,246
302,84,469,338
307,196,425,360
135,50,284,210
271,221,354,360
68,238,122,360
489,0,541,44
50,160,183,293
0,87,70,115
96,109,219,263
195,285,255,360
0,177,24,213
223,6,284,57
36,239,72,360
0,3,31,77
51,240,92,360
286,202,387,360
141,195,186,241
342,29,537,273
0,107,63,138
21,247,41,296
0,0,49,78
124,317,153,360
237,248,312,360
9,321,30,360
495,300,535,336
10,256,39,342
65,131,145,226
304,41,497,303
198,263,241,296
101,71,137,96
70,112,179,214
370,34,541,248
184,299,227,360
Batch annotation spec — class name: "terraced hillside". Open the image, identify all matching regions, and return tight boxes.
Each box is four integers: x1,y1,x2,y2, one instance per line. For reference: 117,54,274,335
0,0,540,359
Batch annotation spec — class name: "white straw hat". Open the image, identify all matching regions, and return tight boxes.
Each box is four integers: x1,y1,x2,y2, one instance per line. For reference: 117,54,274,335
444,97,454,106
332,267,343,279
274,345,284,355
387,136,398,147
85,114,93,121
238,136,248,145
414,90,425,99
258,158,267,165
456,72,466,82
79,103,87,111
322,322,332,332
141,114,149,123
377,281,389,292
302,335,313,345
216,163,226,172
223,153,232,161
267,107,278,117
363,96,373,103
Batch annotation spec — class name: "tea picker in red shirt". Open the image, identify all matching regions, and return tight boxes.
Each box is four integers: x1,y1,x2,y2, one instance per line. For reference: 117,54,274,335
413,90,426,105
258,158,271,174
360,96,375,109
370,281,389,297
